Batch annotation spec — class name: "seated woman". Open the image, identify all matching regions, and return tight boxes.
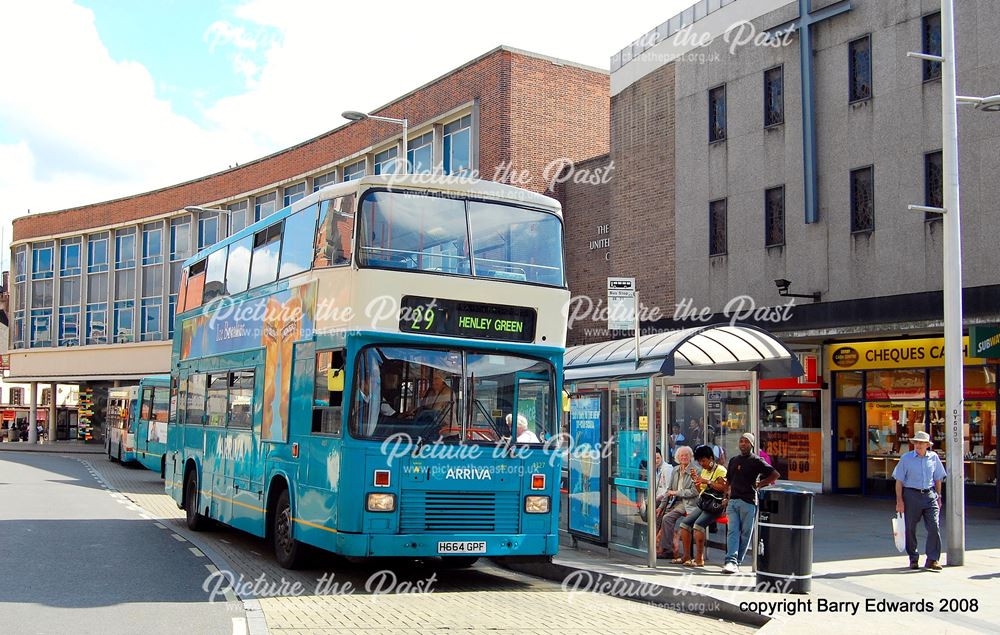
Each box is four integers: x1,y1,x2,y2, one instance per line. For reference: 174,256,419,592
656,445,698,561
675,444,728,567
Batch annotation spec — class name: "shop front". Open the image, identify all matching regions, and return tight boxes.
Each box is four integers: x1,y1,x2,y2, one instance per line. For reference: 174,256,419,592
561,324,803,565
828,336,998,506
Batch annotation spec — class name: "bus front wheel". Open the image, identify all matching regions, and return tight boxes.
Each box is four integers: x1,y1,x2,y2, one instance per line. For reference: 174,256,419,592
273,490,305,569
185,471,207,531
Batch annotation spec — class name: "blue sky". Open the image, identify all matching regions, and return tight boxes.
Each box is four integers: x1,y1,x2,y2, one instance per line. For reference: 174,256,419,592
78,0,255,125
0,0,691,270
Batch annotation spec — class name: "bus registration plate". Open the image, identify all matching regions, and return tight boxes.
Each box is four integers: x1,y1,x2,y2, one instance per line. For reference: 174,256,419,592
437,541,487,554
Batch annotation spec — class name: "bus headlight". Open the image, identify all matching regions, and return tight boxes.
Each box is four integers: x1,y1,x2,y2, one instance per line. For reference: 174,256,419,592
524,495,550,514
366,493,396,513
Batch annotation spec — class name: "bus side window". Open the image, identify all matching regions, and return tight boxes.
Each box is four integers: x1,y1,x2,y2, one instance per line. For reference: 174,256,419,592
228,370,254,429
313,195,354,268
184,259,206,311
313,349,345,435
141,387,154,420
206,373,228,426
185,374,207,425
152,386,169,422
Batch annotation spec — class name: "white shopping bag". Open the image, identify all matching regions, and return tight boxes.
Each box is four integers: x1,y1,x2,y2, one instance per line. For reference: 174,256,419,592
891,512,906,552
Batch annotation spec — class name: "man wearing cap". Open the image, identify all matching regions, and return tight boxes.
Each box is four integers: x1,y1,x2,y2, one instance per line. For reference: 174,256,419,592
892,430,947,571
722,432,779,574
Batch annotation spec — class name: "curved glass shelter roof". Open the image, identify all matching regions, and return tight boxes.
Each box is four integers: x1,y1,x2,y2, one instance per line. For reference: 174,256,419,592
564,323,803,382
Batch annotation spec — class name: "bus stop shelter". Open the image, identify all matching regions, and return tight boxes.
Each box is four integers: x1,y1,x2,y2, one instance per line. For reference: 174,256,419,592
562,323,803,567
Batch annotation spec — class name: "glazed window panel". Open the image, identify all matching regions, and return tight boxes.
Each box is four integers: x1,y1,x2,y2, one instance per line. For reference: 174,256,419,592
850,166,874,233
248,223,282,288
924,150,943,221
283,183,306,207
708,85,726,142
865,369,926,400
228,370,255,429
255,192,277,221
313,195,355,268
279,204,318,278
848,35,872,102
763,66,783,126
922,12,942,81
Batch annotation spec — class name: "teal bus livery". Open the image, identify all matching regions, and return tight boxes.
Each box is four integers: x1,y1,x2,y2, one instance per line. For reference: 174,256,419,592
165,175,568,568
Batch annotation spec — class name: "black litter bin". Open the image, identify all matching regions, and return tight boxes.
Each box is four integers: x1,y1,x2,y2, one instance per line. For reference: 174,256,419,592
756,486,814,594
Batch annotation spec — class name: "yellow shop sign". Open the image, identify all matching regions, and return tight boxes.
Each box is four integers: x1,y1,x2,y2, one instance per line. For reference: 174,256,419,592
827,337,984,371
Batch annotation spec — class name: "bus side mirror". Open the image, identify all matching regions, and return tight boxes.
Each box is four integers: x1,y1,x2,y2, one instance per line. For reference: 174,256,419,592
328,368,345,392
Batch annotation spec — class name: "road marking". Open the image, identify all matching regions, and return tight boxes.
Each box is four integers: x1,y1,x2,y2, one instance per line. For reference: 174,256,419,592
139,513,153,520
171,534,188,543
154,523,167,529
189,547,206,558
205,564,219,574
231,617,247,635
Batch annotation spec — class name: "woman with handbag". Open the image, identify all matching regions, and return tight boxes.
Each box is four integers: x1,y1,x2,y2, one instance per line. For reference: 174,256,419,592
676,444,728,567
656,445,699,561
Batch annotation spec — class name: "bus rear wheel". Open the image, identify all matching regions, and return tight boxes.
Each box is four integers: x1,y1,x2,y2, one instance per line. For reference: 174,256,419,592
273,490,305,569
185,471,207,531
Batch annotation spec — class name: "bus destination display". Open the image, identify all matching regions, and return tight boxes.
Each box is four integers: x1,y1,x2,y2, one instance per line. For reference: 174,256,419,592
399,296,536,343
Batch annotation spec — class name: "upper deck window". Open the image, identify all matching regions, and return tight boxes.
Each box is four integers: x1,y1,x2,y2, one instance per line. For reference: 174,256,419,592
313,195,355,268
357,191,564,287
468,201,564,286
278,204,318,278
249,223,282,288
358,191,470,276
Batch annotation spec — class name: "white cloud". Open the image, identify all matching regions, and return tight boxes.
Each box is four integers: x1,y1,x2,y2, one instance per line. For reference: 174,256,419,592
0,0,688,264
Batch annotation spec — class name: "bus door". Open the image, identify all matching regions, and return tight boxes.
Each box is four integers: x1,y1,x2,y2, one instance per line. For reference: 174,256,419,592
204,372,231,523
513,371,551,443
298,345,343,530
137,386,154,460
227,364,260,534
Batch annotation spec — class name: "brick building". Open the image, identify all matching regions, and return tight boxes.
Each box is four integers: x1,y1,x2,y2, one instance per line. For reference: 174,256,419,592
8,45,609,441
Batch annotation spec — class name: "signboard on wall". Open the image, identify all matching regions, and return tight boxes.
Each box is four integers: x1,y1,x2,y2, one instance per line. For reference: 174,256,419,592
826,337,984,371
607,277,636,331
568,393,606,541
970,326,1000,359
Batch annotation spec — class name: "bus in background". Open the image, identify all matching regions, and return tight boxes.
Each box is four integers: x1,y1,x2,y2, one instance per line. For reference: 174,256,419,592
105,386,136,463
134,374,171,477
166,175,567,569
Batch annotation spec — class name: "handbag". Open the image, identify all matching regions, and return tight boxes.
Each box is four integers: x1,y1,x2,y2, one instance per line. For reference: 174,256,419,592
891,512,906,552
696,465,726,515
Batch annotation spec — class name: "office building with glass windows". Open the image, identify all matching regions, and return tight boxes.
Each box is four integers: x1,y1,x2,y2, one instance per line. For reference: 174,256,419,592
8,45,608,443
555,0,1000,524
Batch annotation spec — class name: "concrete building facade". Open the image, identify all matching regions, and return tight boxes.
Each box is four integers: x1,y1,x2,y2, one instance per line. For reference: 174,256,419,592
561,0,999,506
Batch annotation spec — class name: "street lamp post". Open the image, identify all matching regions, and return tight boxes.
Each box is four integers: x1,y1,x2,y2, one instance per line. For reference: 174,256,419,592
906,0,999,567
342,110,408,173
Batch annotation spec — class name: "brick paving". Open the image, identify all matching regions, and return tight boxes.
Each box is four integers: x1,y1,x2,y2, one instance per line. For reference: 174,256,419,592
84,457,752,634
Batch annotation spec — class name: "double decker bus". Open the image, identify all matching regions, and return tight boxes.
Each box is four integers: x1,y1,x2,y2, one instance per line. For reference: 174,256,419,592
165,175,568,568
105,375,170,475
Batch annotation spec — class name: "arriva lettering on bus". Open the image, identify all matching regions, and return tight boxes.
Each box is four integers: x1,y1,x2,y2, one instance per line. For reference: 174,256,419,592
445,467,492,480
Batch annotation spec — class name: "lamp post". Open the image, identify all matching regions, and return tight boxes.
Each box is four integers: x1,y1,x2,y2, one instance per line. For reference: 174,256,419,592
906,1,999,567
342,110,408,174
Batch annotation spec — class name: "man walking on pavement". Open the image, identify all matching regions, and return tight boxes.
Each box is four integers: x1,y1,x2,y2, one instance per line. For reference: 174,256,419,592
722,432,778,574
892,430,946,571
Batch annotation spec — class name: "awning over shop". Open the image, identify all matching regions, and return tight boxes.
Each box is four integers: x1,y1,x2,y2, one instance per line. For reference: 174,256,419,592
564,323,803,382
